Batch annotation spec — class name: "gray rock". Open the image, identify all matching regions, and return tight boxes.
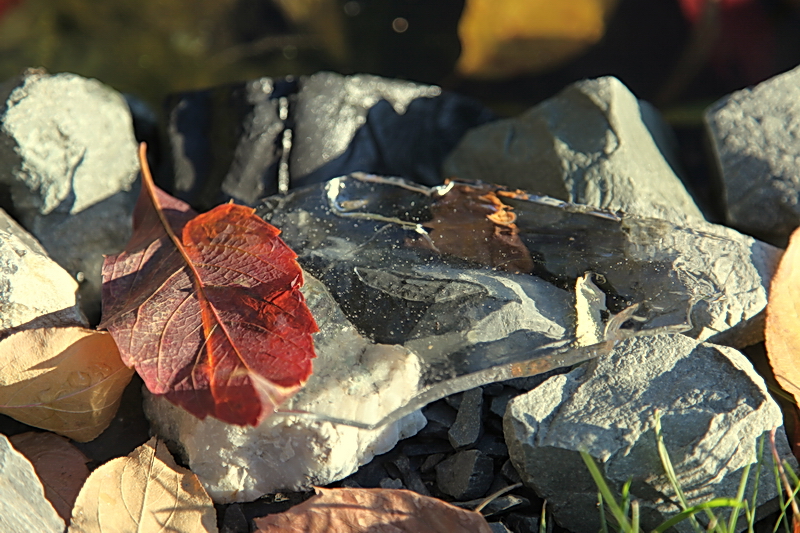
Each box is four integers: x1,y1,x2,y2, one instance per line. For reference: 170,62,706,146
144,273,427,503
0,70,139,320
503,334,795,532
0,69,138,218
449,387,484,450
0,208,86,333
31,189,136,323
705,64,800,244
435,449,494,500
0,434,65,533
444,76,704,225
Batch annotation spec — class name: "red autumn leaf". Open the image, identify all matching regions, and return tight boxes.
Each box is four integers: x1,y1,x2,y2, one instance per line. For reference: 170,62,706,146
99,144,317,426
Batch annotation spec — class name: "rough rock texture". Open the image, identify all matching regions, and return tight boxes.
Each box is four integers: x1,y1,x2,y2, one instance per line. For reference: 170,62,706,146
705,64,800,245
162,71,495,210
144,274,427,503
0,208,85,333
443,76,704,224
0,70,139,321
504,334,795,532
0,70,138,218
0,434,65,533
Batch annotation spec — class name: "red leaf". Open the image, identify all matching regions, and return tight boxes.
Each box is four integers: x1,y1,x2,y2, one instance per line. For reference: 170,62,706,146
100,144,317,426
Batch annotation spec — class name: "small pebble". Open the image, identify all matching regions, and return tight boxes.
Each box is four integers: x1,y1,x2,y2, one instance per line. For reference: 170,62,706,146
435,449,494,500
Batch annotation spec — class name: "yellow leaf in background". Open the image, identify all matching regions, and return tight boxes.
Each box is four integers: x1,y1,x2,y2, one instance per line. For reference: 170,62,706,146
0,327,134,442
456,0,620,79
68,437,217,533
766,227,800,405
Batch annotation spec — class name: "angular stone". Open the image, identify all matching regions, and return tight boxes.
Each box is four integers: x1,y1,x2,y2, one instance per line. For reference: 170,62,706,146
0,434,65,533
0,208,86,333
0,70,138,321
503,334,796,532
705,64,800,244
144,274,427,503
0,69,138,218
435,449,494,500
490,388,520,418
444,76,704,224
448,387,484,450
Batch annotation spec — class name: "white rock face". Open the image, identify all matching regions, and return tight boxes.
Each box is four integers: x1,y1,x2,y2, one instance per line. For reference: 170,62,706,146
504,334,795,532
705,64,800,244
144,275,427,503
0,434,65,533
0,208,85,332
444,76,704,224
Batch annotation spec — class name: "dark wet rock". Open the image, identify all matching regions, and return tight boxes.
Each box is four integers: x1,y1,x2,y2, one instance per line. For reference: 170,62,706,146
449,387,484,450
435,449,494,500
403,440,454,456
379,477,404,490
420,453,446,473
500,459,522,484
219,503,247,533
476,434,508,458
488,523,515,533
161,71,495,210
490,388,520,418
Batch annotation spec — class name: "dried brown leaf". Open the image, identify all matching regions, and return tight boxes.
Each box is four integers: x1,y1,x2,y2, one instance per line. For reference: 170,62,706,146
766,227,800,405
253,487,493,533
0,327,135,441
10,431,90,524
68,437,217,533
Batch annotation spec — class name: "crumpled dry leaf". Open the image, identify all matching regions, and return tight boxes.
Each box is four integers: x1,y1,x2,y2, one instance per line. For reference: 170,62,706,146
10,432,90,524
68,437,217,533
766,227,800,404
0,327,134,442
457,0,619,78
252,487,493,533
0,433,65,533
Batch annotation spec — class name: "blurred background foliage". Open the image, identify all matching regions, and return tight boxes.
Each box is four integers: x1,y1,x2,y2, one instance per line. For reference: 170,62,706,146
0,0,799,118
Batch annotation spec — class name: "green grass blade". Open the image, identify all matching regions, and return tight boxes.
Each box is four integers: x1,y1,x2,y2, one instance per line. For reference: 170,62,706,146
651,499,744,533
581,450,632,531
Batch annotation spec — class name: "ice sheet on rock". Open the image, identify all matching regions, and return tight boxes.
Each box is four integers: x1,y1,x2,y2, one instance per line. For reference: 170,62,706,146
257,173,771,429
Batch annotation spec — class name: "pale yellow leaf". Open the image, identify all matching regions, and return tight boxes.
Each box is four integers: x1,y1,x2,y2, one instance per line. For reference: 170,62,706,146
766,227,800,404
457,0,619,78
68,437,217,533
0,327,134,442
10,431,90,524
253,487,493,533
